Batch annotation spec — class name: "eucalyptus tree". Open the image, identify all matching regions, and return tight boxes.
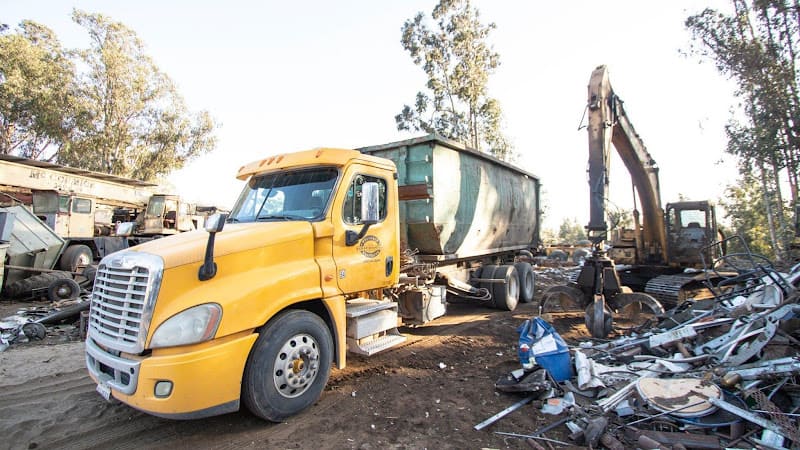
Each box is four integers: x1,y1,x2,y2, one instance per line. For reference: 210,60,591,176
396,0,513,160
0,21,77,159
0,11,216,181
62,10,216,180
686,0,800,259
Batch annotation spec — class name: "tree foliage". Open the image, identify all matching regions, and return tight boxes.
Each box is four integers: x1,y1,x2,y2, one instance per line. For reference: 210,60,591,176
686,0,800,261
557,217,586,245
0,10,216,181
0,21,77,159
720,170,782,257
396,0,513,160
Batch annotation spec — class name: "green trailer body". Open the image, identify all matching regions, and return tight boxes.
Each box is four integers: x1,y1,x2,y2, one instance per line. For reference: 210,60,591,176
359,135,541,261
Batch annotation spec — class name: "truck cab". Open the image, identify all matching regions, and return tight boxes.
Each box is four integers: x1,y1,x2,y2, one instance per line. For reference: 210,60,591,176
86,148,401,421
137,194,205,235
32,190,95,239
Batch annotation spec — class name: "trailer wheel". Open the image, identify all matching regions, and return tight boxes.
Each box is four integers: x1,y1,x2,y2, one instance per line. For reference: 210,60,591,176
59,245,93,272
514,262,535,303
242,309,333,422
47,277,81,302
492,265,519,311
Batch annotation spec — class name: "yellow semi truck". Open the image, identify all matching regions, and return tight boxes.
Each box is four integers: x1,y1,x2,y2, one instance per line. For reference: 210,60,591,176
86,135,541,421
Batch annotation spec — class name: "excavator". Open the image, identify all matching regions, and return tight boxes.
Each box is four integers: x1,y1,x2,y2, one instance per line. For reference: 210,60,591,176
541,65,724,338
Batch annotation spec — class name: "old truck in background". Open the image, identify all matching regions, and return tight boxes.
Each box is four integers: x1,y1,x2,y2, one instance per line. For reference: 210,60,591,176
86,134,541,421
136,193,219,237
0,154,155,272
0,155,219,276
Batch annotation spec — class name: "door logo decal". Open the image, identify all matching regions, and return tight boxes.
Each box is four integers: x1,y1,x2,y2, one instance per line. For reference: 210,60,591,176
358,235,381,258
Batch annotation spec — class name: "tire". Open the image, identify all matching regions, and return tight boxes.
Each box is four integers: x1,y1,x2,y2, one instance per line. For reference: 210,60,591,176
491,265,519,311
3,271,72,298
59,244,94,272
242,310,333,422
548,250,567,261
514,262,535,303
47,277,81,302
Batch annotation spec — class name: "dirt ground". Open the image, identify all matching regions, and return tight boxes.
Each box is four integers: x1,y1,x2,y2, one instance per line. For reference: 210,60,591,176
0,268,592,450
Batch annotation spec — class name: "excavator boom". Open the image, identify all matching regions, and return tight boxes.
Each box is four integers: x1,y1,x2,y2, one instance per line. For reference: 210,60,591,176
587,65,667,263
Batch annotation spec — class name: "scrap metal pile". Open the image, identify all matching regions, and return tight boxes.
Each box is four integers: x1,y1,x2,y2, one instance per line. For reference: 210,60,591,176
0,283,92,351
480,249,800,449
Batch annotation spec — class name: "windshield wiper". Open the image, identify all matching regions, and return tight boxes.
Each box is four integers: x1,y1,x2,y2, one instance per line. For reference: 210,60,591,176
256,214,307,221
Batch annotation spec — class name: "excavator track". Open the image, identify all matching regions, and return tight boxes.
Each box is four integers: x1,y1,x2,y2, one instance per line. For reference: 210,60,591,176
644,273,717,308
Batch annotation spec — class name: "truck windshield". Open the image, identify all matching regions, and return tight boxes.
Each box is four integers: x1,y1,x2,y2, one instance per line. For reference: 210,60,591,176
145,196,166,218
31,191,60,214
229,167,338,223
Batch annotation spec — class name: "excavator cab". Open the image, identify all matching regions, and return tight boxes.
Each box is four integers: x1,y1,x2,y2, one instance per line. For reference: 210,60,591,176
665,201,720,268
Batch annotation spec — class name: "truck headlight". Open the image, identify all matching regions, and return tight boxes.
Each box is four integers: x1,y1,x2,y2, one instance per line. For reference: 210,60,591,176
150,303,222,348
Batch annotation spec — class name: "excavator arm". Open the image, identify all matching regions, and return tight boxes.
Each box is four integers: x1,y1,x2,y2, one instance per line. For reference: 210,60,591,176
586,65,667,263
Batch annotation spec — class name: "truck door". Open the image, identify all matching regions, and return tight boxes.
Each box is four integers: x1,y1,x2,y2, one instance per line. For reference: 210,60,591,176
331,166,399,294
68,196,95,238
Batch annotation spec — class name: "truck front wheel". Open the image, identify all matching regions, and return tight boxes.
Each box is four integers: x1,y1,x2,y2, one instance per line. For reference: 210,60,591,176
242,309,333,422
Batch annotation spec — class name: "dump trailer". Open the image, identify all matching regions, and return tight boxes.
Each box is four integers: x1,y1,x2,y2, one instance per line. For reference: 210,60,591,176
86,134,541,422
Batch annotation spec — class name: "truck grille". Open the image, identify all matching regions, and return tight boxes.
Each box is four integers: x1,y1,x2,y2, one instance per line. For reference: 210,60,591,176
88,251,163,354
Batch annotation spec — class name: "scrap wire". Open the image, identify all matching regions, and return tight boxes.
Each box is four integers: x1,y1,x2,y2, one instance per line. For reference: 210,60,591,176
745,386,800,443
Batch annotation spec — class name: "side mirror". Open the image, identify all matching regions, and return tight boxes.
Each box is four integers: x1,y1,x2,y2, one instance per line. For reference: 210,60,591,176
199,213,228,281
346,182,380,246
204,213,227,232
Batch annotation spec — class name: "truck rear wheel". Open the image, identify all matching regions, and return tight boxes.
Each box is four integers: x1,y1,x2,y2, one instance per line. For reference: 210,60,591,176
514,262,535,303
242,309,333,422
492,265,519,311
59,244,93,272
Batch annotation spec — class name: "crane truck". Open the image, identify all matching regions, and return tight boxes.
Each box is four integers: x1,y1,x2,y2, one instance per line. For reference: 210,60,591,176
0,154,156,272
86,134,541,421
0,155,218,276
541,65,723,338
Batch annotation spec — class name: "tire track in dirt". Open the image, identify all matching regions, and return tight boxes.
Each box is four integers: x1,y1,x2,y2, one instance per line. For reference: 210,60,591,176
1,306,520,450
0,369,90,407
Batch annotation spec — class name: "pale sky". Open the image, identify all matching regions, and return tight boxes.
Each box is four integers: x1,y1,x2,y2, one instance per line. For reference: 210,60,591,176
2,0,739,232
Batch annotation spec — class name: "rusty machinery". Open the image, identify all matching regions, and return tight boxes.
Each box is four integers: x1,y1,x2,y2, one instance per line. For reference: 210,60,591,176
541,65,723,338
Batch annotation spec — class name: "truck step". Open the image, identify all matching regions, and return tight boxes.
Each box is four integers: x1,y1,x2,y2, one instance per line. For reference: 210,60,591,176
347,331,407,356
346,298,398,318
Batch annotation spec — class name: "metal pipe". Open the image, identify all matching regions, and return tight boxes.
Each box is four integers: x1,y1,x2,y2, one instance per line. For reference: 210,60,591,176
493,432,571,446
473,396,534,431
